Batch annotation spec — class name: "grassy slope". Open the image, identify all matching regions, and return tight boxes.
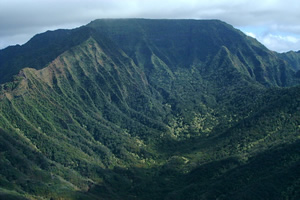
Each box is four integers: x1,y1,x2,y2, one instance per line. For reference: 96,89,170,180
0,27,96,84
0,37,169,199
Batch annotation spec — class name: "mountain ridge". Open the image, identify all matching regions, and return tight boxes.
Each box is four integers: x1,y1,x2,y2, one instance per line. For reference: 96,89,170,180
87,19,299,87
1,19,299,86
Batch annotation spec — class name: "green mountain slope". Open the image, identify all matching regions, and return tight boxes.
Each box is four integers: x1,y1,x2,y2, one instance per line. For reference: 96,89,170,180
279,50,300,72
0,36,171,199
0,27,96,84
87,19,299,87
0,19,299,199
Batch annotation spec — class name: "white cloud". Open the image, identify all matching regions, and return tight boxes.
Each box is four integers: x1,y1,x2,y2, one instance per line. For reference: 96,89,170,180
0,0,300,52
0,34,30,50
260,34,300,52
245,32,257,38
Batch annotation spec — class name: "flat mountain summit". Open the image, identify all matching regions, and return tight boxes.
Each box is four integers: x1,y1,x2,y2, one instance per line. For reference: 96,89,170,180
0,19,300,200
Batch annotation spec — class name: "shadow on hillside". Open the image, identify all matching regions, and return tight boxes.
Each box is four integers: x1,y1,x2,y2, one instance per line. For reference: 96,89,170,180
85,140,300,200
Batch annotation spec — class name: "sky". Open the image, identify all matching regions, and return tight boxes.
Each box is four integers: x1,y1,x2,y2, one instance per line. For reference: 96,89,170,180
0,0,300,52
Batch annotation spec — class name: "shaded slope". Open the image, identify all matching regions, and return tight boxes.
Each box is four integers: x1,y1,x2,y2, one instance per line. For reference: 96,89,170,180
0,128,94,200
164,140,300,200
279,50,300,70
87,19,299,87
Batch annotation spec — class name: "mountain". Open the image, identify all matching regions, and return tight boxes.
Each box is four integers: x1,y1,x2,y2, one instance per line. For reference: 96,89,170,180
0,19,300,200
0,27,94,84
279,50,300,72
87,19,300,87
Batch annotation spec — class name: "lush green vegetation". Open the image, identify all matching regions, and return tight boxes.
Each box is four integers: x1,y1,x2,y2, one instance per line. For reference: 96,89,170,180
0,19,300,199
279,50,300,71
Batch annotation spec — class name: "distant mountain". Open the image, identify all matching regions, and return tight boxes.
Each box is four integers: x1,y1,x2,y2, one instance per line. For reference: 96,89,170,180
0,19,299,200
279,50,300,72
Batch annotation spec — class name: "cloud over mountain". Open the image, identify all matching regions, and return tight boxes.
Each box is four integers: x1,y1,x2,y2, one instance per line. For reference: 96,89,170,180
0,0,300,52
